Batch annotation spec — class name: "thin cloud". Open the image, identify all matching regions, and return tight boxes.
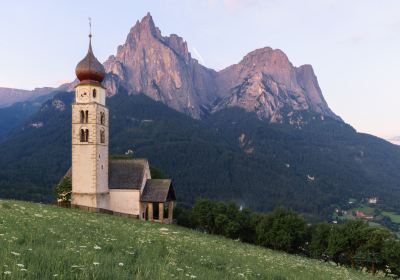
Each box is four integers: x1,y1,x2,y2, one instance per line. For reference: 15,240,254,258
191,47,206,65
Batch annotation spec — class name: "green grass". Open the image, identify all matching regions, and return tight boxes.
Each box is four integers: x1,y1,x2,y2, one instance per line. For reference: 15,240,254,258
382,211,400,224
0,200,388,280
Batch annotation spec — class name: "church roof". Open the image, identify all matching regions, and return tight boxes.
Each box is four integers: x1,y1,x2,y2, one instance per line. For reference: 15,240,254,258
140,179,176,203
108,159,148,190
64,158,176,203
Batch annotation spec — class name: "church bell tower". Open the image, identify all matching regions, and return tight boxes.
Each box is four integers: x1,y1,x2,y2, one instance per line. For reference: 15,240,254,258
71,29,109,209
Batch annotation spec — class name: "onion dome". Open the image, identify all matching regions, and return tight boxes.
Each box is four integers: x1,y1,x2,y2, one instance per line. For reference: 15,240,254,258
75,35,105,83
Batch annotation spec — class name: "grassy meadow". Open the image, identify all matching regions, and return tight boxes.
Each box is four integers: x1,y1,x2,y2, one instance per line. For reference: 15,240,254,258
0,200,389,279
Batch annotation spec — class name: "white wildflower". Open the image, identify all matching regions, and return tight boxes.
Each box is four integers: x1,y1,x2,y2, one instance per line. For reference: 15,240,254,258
160,227,169,231
20,268,27,272
93,262,100,265
11,251,20,256
4,271,11,275
93,245,101,250
118,262,124,266
17,264,24,267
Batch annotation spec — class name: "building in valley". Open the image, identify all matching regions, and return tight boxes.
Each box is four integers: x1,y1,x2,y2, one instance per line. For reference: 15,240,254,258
66,31,176,224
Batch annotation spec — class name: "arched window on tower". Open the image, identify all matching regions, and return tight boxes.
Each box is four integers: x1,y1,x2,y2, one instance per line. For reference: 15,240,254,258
93,89,97,98
100,128,105,143
85,129,89,142
85,110,89,123
80,110,85,123
80,129,85,142
100,112,105,125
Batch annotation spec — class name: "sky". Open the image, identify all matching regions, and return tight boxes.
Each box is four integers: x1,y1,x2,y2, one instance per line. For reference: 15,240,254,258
0,0,399,139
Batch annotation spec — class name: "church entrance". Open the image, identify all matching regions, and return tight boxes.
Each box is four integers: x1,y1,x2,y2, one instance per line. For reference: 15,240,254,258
141,183,176,224
153,203,159,220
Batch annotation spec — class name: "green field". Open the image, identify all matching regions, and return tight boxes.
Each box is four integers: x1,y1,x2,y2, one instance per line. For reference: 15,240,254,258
382,211,400,224
0,200,388,280
333,203,400,236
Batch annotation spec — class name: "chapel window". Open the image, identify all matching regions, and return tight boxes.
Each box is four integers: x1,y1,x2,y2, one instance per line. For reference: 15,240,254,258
80,129,85,142
100,112,105,125
93,89,97,98
100,129,105,143
80,110,85,123
85,110,89,123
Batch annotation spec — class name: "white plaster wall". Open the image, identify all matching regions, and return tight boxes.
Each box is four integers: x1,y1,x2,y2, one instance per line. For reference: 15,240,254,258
95,145,108,194
139,202,147,220
71,193,97,208
75,85,106,105
72,84,109,210
96,193,110,210
72,144,96,194
109,190,140,215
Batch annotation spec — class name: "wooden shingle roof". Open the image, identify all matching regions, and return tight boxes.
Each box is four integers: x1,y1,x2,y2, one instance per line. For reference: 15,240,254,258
108,159,148,189
140,179,176,203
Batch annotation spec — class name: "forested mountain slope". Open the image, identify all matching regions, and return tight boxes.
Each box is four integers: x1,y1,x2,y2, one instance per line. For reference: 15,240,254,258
0,90,399,219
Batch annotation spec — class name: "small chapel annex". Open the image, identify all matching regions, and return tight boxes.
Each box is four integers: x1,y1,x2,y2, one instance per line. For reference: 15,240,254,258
66,31,176,224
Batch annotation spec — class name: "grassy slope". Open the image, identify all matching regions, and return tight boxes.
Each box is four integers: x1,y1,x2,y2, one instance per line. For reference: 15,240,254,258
0,200,387,280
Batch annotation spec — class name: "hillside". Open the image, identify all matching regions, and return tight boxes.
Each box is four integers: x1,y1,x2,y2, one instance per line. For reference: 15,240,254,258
1,13,400,219
0,199,387,280
0,87,54,108
0,102,41,141
0,90,400,220
0,91,57,142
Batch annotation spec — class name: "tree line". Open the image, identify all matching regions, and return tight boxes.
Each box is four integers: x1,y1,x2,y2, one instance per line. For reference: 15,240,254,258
175,199,400,278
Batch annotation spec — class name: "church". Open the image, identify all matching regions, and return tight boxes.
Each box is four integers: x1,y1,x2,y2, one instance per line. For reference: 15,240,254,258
66,31,176,224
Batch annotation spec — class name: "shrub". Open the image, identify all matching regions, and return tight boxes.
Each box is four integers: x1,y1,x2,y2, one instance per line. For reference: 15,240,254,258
54,176,72,202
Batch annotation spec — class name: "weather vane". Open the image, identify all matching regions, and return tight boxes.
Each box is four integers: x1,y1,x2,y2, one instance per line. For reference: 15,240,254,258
88,17,92,38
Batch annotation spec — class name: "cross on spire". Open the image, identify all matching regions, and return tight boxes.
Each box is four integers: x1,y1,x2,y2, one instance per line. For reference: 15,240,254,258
88,17,92,38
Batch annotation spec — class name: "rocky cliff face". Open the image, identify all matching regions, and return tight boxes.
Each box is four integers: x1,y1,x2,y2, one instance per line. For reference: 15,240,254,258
103,13,217,118
55,13,339,123
213,48,339,121
101,13,339,122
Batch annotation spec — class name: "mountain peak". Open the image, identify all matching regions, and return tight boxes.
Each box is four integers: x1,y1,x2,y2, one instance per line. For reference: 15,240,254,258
102,13,339,122
140,12,156,30
103,13,217,118
242,47,289,64
124,13,162,47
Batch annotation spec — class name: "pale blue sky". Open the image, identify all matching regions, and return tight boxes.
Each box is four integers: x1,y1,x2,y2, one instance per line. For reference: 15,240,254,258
0,0,399,138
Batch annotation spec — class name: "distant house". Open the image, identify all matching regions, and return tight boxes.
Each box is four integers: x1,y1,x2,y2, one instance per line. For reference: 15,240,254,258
368,197,378,204
307,174,315,181
356,211,373,220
